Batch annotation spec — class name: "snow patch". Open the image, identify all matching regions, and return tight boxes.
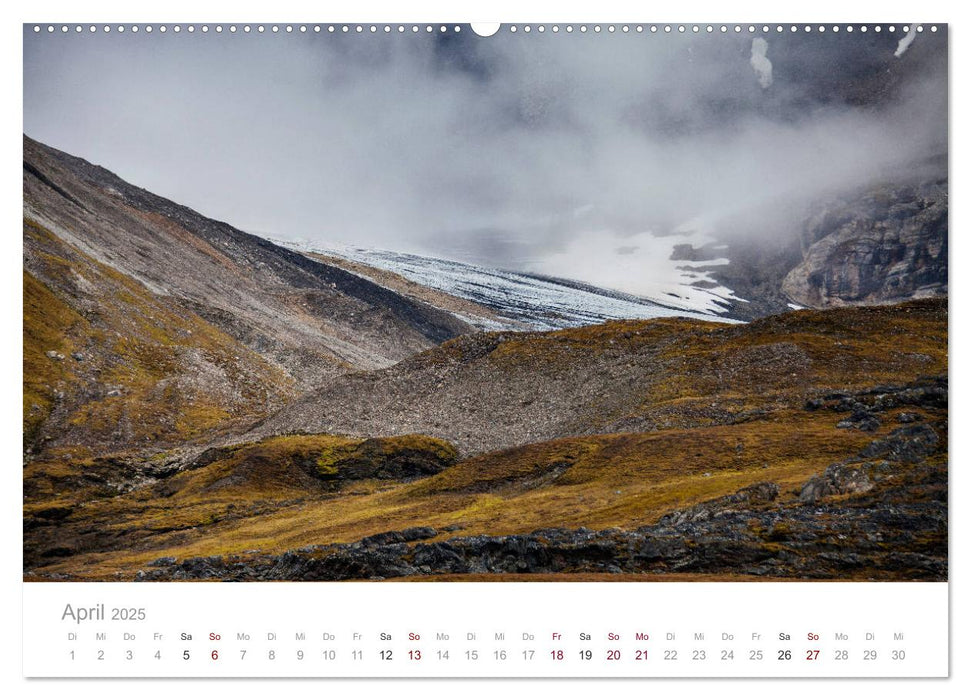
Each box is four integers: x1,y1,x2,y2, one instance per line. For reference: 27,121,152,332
529,228,745,315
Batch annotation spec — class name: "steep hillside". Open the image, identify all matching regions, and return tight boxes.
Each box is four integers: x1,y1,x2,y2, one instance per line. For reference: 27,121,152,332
24,218,292,455
254,298,946,455
23,135,472,455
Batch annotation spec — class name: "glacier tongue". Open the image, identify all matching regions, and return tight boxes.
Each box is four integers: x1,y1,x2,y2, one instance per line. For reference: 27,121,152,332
282,241,742,331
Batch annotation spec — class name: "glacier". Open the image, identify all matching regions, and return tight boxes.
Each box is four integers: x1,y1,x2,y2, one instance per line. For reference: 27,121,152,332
276,240,744,331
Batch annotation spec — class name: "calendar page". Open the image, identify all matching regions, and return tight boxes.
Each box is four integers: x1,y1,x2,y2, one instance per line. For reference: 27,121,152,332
19,4,952,688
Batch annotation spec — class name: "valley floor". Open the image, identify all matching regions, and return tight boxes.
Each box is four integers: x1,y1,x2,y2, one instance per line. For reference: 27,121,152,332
24,371,947,583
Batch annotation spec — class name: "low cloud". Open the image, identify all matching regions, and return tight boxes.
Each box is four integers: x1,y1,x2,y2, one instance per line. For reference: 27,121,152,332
24,28,947,288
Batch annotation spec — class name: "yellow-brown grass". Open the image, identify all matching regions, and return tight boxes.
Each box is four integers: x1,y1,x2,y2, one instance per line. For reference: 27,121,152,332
27,411,902,580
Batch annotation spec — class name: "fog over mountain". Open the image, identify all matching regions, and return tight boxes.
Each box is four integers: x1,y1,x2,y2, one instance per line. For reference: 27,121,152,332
24,25,947,297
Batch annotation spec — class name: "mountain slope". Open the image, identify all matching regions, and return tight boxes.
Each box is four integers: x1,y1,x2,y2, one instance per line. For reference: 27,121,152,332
23,135,473,455
253,298,946,455
24,218,294,454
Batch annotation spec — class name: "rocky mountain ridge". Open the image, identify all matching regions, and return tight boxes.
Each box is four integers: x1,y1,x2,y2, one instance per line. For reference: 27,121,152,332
23,135,472,455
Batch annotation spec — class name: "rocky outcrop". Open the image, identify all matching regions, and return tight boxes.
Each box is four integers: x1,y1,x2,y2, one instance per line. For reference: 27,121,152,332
803,376,947,415
782,179,947,308
800,390,943,503
674,168,948,320
798,426,939,503
311,435,459,481
657,482,779,526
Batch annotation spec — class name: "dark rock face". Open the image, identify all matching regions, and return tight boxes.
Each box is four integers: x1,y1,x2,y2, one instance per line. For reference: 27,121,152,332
804,376,947,416
360,527,438,547
782,179,947,308
657,482,779,527
799,461,891,503
800,390,943,503
858,423,940,462
836,407,881,432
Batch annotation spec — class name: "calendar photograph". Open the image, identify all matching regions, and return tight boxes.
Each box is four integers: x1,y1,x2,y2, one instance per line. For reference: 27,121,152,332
23,23,947,586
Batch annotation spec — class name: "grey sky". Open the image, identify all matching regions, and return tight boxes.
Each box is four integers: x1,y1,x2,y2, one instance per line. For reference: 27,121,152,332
24,25,947,286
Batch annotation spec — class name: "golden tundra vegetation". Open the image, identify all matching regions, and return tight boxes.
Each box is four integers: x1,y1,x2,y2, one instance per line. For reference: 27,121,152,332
23,290,947,580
